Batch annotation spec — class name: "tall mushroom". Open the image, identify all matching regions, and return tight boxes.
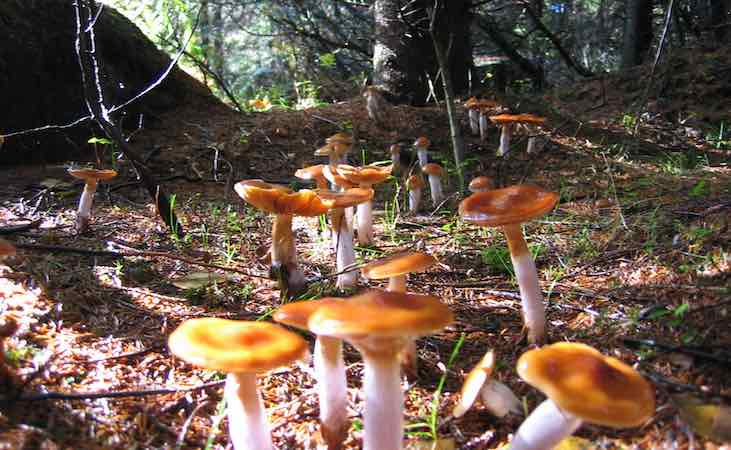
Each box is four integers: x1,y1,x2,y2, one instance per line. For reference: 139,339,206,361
406,174,425,214
335,164,392,245
422,163,445,206
413,136,430,167
308,290,453,450
315,188,374,290
511,342,655,450
361,251,437,380
452,350,521,419
274,299,348,450
168,319,308,450
459,185,559,344
67,167,117,232
489,114,546,157
234,180,334,299
464,97,480,136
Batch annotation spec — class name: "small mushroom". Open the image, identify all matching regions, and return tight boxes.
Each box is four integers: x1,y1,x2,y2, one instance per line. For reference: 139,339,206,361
67,167,117,232
315,188,374,290
168,319,308,450
468,176,494,193
309,290,453,450
452,350,521,419
274,298,348,450
234,180,333,299
335,164,392,245
459,185,558,344
489,114,546,157
406,174,426,214
511,342,655,450
413,136,430,167
464,97,480,136
422,163,445,206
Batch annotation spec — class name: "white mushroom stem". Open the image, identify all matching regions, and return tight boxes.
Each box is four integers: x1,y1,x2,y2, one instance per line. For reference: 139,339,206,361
314,336,348,450
510,399,582,450
387,275,407,292
416,146,428,167
479,113,489,142
225,372,274,450
333,209,357,290
361,352,403,450
480,379,523,418
498,123,513,156
272,214,306,297
356,187,374,245
469,109,480,135
427,174,444,206
77,180,99,222
503,223,545,345
526,137,537,154
408,187,422,213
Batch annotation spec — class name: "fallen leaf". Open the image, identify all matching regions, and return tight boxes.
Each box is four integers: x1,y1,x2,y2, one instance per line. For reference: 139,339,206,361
674,394,731,442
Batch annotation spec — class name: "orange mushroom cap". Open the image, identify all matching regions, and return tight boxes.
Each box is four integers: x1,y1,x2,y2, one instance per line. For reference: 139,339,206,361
517,342,655,428
234,179,334,216
326,132,354,145
413,136,430,148
468,176,494,192
422,163,444,177
459,184,558,227
67,168,118,182
322,165,357,189
274,298,345,331
315,188,374,208
389,144,401,155
361,251,437,280
295,165,328,184
335,164,392,186
406,175,426,190
489,113,545,125
453,350,496,417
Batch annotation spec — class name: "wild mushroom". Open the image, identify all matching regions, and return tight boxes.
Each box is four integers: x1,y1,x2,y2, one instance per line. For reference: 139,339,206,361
413,136,430,167
361,251,437,380
452,350,521,419
489,114,546,157
511,342,655,450
459,185,559,344
67,167,117,232
464,97,480,136
315,188,374,290
274,298,348,450
234,180,334,299
295,165,330,190
308,290,453,450
335,164,392,245
468,176,494,193
322,165,358,245
406,174,426,214
168,319,308,450
422,163,445,206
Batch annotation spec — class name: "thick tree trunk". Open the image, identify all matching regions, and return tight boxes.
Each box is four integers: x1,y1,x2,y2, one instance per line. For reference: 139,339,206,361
373,0,471,104
622,0,654,68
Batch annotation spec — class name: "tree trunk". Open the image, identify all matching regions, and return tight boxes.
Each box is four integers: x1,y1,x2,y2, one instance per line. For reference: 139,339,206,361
373,0,471,104
710,0,731,43
622,0,654,68
212,2,225,76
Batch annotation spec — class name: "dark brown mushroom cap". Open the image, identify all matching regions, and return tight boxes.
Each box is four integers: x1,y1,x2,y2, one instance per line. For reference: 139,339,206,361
517,342,655,428
308,289,453,339
315,188,374,208
489,113,546,125
234,179,334,216
274,298,345,331
168,319,308,373
335,164,392,186
459,184,558,227
362,251,437,280
406,175,426,190
67,168,118,182
413,136,430,148
0,238,16,257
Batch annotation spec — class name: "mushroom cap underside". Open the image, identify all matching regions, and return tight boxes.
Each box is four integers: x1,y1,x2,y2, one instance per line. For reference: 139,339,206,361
361,251,437,279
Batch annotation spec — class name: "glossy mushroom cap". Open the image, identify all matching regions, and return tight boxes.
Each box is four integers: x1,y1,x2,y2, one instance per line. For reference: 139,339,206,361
274,298,345,331
489,113,546,126
326,133,354,145
362,251,437,280
517,342,655,428
168,319,308,373
459,185,558,227
322,166,357,189
308,290,453,349
315,188,374,208
336,164,392,186
406,175,426,190
67,168,118,182
468,176,494,193
413,136,430,148
234,180,334,216
295,165,329,188
453,350,495,417
422,163,444,177
0,239,16,258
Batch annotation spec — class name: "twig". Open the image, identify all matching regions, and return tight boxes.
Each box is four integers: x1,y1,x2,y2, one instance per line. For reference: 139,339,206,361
623,337,731,367
175,400,211,450
0,219,42,235
641,369,731,401
17,380,226,402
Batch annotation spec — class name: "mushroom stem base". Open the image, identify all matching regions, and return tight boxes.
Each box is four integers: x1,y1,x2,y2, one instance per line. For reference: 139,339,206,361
510,399,582,450
226,372,274,450
314,337,348,450
408,189,422,214
428,175,444,206
362,353,403,450
335,217,357,290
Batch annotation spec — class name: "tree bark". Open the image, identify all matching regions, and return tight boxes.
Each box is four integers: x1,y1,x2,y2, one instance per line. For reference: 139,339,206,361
622,0,654,68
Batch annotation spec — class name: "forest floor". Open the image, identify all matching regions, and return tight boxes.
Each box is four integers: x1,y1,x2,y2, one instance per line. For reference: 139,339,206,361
0,46,730,450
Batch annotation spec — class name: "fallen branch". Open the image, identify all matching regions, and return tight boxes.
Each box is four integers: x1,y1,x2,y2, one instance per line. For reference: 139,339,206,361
17,380,226,402
0,220,42,235
623,337,731,367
